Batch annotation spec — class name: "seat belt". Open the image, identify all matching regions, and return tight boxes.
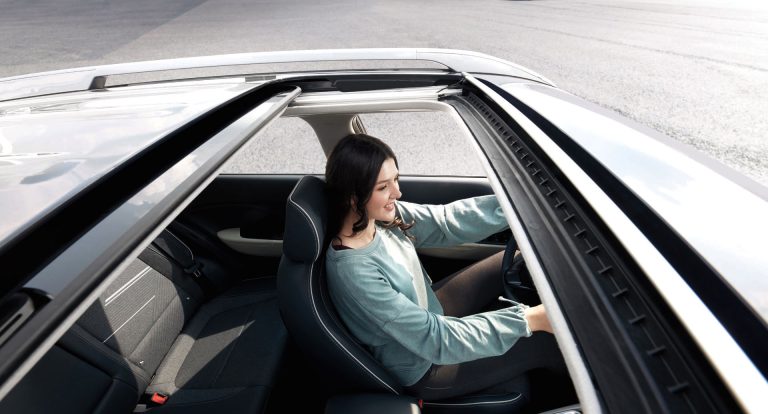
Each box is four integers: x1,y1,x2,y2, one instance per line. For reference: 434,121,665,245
151,229,216,297
134,392,170,412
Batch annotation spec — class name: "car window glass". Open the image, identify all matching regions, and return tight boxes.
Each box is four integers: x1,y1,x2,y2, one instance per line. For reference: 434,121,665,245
359,112,485,177
221,116,326,174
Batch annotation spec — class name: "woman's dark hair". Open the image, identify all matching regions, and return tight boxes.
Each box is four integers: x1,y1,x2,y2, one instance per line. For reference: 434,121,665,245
325,134,412,243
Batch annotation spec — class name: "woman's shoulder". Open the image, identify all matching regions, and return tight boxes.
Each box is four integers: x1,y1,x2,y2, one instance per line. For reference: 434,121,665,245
326,248,386,286
326,236,382,263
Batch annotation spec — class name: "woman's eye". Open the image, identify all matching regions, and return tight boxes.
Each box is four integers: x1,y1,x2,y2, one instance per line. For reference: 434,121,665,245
378,185,387,191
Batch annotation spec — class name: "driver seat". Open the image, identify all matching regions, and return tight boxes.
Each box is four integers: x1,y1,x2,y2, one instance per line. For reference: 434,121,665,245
277,176,528,413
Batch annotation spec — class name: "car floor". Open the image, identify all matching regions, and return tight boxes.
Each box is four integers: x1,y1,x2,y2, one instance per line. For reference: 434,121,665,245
265,340,331,413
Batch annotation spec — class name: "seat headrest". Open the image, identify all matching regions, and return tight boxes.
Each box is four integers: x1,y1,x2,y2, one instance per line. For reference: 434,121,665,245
283,176,327,263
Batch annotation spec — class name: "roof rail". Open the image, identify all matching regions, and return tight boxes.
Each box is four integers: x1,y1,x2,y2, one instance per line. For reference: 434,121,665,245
0,48,554,102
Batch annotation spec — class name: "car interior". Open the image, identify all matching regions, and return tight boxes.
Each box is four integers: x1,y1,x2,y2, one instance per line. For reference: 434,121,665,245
0,88,579,413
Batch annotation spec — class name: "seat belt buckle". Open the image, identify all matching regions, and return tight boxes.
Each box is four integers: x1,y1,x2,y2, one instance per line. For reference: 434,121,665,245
150,392,169,405
184,262,203,279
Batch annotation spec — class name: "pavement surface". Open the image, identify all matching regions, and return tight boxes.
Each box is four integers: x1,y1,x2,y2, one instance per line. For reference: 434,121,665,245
2,0,767,186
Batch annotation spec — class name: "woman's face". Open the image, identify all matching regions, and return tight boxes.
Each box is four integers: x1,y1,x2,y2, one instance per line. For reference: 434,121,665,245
365,158,401,222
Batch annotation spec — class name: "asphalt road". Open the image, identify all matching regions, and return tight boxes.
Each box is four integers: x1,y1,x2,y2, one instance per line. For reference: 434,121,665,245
2,0,767,186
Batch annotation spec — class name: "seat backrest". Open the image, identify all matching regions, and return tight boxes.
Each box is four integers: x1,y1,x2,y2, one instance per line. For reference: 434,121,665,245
277,176,402,395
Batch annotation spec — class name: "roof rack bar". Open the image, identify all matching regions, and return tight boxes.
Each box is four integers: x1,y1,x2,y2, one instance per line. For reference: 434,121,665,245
0,49,554,102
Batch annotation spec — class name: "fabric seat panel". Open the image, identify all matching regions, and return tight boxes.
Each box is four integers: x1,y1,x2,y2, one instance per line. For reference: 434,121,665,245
147,278,286,402
76,258,200,375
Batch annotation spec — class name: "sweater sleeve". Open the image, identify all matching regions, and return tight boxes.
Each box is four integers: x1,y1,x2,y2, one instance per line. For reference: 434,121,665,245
396,195,509,248
330,257,531,366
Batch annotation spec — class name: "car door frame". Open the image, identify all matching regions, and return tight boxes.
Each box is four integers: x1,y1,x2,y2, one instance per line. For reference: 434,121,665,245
446,74,748,413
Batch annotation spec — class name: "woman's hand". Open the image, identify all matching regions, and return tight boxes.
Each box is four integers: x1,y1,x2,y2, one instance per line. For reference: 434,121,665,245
524,304,553,333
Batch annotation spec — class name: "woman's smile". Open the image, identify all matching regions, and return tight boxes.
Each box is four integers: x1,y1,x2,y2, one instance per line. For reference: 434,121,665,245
366,157,401,222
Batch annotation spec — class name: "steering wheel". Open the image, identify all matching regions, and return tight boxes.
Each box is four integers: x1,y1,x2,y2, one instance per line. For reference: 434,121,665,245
500,237,540,305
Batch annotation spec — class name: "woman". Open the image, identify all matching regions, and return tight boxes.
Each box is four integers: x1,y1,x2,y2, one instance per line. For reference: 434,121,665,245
325,133,562,401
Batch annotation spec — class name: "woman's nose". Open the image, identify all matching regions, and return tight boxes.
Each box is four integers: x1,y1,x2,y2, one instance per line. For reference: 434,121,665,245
393,184,402,199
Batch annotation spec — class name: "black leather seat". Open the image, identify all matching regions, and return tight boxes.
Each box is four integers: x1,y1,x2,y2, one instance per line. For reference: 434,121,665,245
277,176,528,413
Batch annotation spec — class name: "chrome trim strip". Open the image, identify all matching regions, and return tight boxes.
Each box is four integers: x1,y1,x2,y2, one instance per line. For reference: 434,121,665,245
464,74,768,412
0,48,553,102
448,101,603,414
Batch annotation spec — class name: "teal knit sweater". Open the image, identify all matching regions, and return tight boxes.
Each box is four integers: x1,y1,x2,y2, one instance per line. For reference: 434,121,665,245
325,196,532,386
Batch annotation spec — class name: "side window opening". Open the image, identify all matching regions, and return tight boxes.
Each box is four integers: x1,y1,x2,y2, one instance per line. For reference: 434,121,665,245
221,116,326,174
359,112,485,177
222,110,486,177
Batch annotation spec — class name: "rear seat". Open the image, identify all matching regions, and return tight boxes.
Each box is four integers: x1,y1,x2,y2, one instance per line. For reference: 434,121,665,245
0,230,287,414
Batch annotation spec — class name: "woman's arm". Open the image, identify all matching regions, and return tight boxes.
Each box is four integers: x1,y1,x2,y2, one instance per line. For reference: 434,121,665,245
396,195,509,248
328,256,531,365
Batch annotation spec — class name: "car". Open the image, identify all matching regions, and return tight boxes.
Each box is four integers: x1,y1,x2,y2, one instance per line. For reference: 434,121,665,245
0,48,765,414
